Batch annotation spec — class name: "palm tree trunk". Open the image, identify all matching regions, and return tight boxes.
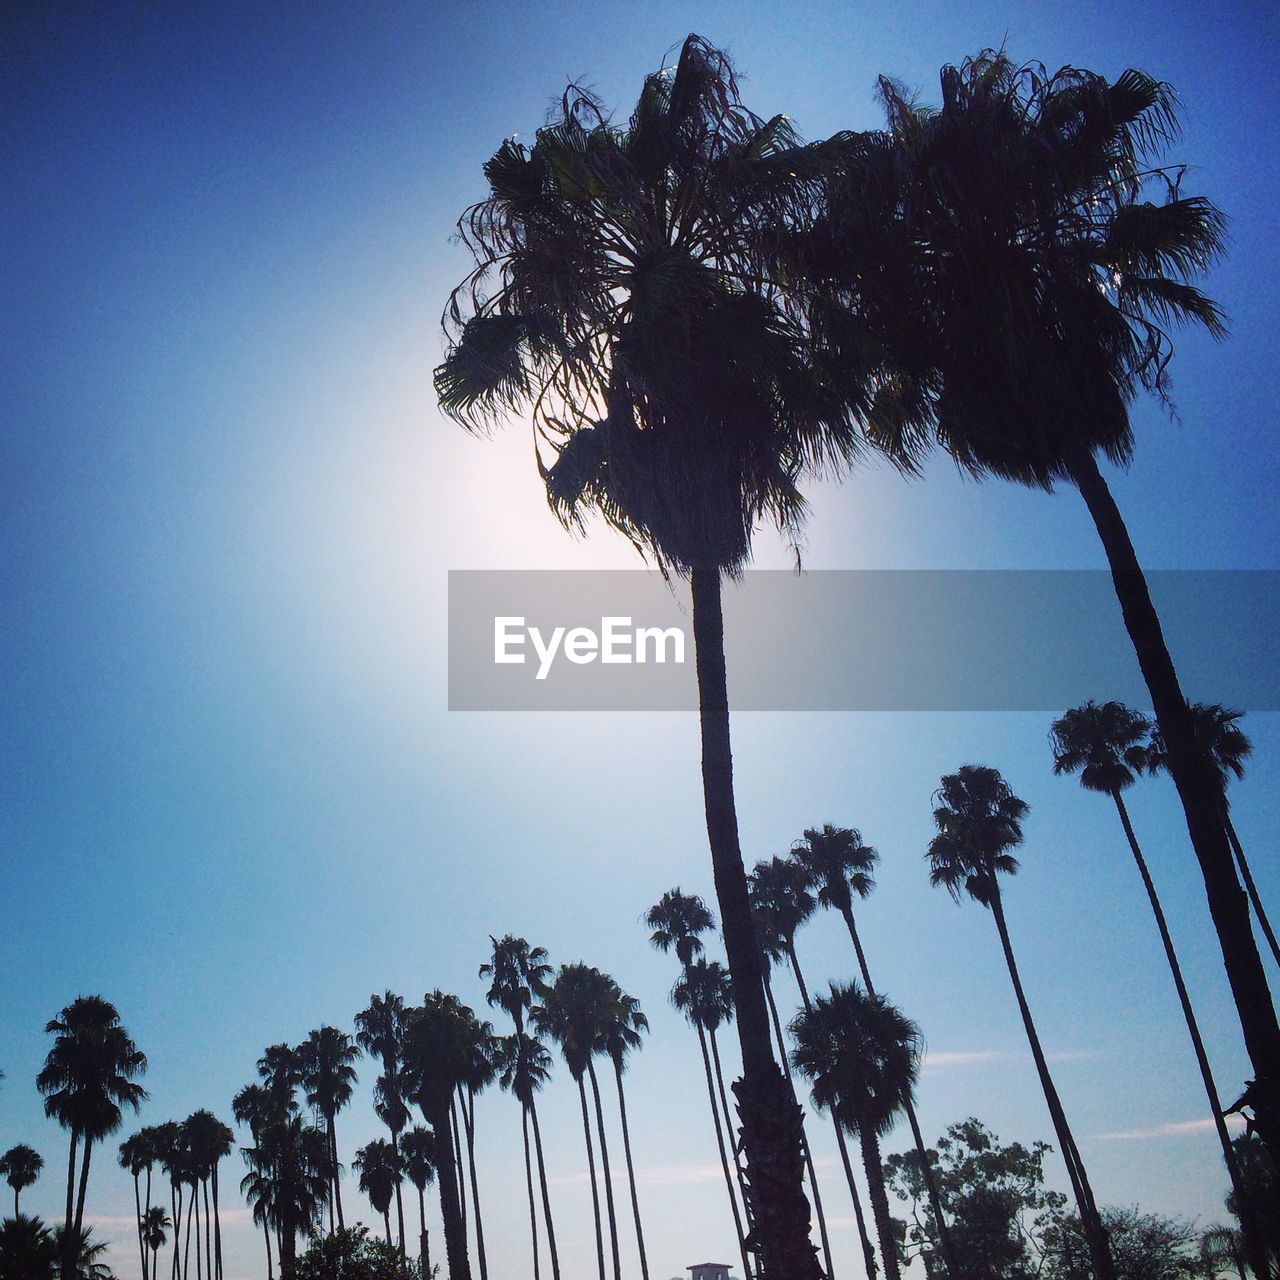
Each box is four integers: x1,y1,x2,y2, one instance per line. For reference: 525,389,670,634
416,1184,430,1275
577,1074,607,1280
708,1025,755,1227
690,565,821,1280
1112,790,1271,1280
695,1021,752,1280
988,885,1114,1280
522,1104,542,1280
212,1166,222,1280
764,968,836,1280
278,1218,295,1280
612,1059,651,1280
858,1127,901,1280
64,1131,77,1229
838,901,959,1280
529,1096,561,1280
184,1183,195,1280
429,1097,471,1280
1224,811,1280,968
195,1181,204,1280
789,945,877,1280
73,1133,94,1234
463,1086,489,1280
328,1116,344,1233
390,1128,406,1260
134,1172,147,1280
262,1215,273,1280
1070,449,1280,1155
586,1060,622,1280
383,1209,392,1245
451,1093,469,1255
203,1178,213,1280
171,1184,181,1280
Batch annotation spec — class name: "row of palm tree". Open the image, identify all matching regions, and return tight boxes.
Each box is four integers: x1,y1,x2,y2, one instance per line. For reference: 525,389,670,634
436,33,1280,1275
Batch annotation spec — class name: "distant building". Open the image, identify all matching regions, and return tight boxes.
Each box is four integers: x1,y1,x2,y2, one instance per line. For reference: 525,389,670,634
688,1265,732,1280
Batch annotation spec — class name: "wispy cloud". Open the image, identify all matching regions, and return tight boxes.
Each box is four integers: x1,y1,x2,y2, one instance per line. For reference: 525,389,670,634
923,1048,1099,1072
1095,1115,1247,1141
633,1162,739,1187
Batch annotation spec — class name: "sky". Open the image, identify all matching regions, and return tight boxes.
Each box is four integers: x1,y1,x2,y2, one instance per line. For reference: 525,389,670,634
2,1,1278,1278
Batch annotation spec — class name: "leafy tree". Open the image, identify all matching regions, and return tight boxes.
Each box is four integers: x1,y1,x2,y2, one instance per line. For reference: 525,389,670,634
885,1118,1068,1280
298,1027,360,1234
1044,1207,1201,1280
240,1114,330,1278
355,995,408,1259
1224,1134,1280,1275
293,1226,424,1280
436,37,848,1272
0,1143,43,1216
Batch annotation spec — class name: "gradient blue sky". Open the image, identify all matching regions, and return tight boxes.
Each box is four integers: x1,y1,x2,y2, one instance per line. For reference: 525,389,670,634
2,2,1278,1278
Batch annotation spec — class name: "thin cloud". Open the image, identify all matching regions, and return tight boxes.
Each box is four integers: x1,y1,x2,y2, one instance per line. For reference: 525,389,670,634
1096,1115,1247,1141
923,1048,1099,1072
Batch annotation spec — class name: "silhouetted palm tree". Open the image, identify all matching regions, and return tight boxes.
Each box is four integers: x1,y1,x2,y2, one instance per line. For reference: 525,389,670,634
672,959,753,1280
437,40,847,1273
1148,704,1279,968
53,1224,113,1280
239,1113,329,1279
184,1111,233,1280
0,1213,58,1280
400,1125,436,1276
792,983,925,1280
600,985,651,1280
355,992,409,1257
143,1206,171,1280
401,991,474,1280
458,1010,497,1280
37,995,148,1278
645,891,715,969
928,764,1114,1280
119,1131,154,1278
1,1143,43,1216
152,1120,187,1280
231,1086,281,1279
353,1139,401,1245
791,823,958,1278
844,52,1279,1153
298,1026,359,1234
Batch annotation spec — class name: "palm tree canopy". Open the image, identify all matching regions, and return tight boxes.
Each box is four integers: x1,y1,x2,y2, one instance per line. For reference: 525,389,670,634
533,962,617,1079
256,1043,303,1116
832,51,1226,489
480,935,552,1028
671,958,734,1033
239,1114,330,1236
493,1031,554,1107
142,1206,171,1252
1146,702,1252,790
353,1139,402,1218
601,987,649,1073
355,992,407,1077
645,888,715,967
399,1126,437,1193
231,1083,285,1142
297,1026,360,1119
748,855,817,946
927,764,1027,907
790,823,879,911
790,982,922,1138
0,1213,59,1280
2,1143,44,1195
1050,699,1151,794
184,1110,235,1180
436,33,857,576
401,991,475,1114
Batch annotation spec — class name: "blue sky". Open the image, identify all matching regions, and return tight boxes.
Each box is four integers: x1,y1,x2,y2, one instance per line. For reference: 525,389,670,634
2,2,1278,1278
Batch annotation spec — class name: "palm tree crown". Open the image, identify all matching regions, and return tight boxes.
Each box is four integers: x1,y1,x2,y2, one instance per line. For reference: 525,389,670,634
645,889,715,968
1146,702,1252,788
927,765,1027,906
790,824,878,913
1050,700,1151,794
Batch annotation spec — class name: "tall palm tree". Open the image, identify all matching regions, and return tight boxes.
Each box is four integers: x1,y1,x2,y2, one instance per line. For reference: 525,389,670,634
401,991,474,1280
184,1111,233,1280
751,860,877,1279
1,1144,43,1217
37,995,148,1278
231,1085,281,1279
791,824,959,1279
600,986,651,1280
1147,704,1279,967
143,1207,171,1280
645,890,715,969
437,41,848,1274
297,1026,359,1234
458,1011,497,1280
480,935,552,1037
152,1120,187,1280
353,1139,401,1245
355,992,409,1257
400,1126,436,1275
837,52,1280,1151
672,959,753,1280
119,1132,153,1279
534,965,613,1280
928,764,1114,1280
239,1114,329,1279
792,983,926,1280
256,1046,302,1121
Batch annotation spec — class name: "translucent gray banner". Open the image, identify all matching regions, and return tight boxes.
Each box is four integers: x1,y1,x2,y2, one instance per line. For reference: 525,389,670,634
447,570,1279,712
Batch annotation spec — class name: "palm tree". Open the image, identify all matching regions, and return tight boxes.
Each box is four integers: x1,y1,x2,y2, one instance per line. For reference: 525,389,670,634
480,935,552,1037
353,1140,401,1245
152,1120,187,1280
792,983,926,1280
297,1026,359,1234
437,41,847,1274
645,890,715,969
841,52,1280,1152
400,1126,436,1275
119,1132,153,1278
751,858,877,1279
600,986,651,1280
231,1085,281,1279
37,995,148,1277
672,959,753,1280
239,1114,329,1279
257,1045,302,1120
1147,704,1280,967
401,991,474,1280
355,992,409,1257
143,1207,172,1280
184,1111,233,1280
458,1011,497,1280
0,1213,58,1280
1,1143,43,1216
791,823,959,1279
52,1225,113,1280
928,764,1115,1280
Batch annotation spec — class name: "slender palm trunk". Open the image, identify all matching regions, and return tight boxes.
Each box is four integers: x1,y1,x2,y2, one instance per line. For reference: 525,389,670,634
1070,450,1280,1155
262,1214,273,1280
390,1127,406,1260
708,1025,754,1226
858,1128,900,1280
203,1178,213,1280
195,1182,204,1280
577,1074,607,1280
134,1172,147,1280
587,1060,623,1280
522,1104,542,1280
789,944,877,1279
696,1021,752,1280
212,1166,222,1280
611,1059,650,1280
529,1096,561,1280
1112,791,1270,1280
463,1086,489,1280
61,1131,78,1280
988,885,1114,1280
429,1098,471,1280
170,1183,181,1280
328,1116,345,1232
764,967,836,1280
838,900,958,1280
1224,811,1280,969
383,1208,392,1245
277,1216,295,1280
73,1133,94,1234
691,566,821,1279
184,1182,195,1280
451,1093,469,1254
416,1182,430,1275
